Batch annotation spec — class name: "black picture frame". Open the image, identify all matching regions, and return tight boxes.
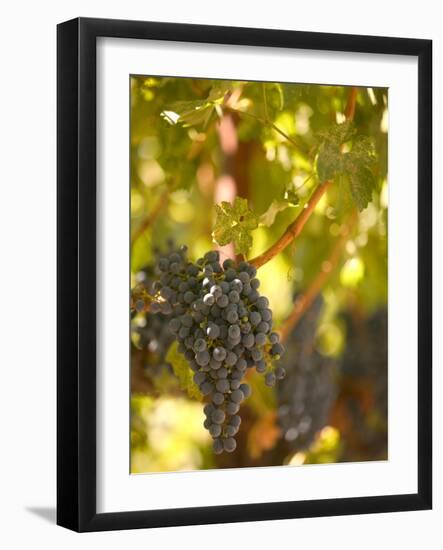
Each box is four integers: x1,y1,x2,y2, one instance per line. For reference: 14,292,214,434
57,17,432,532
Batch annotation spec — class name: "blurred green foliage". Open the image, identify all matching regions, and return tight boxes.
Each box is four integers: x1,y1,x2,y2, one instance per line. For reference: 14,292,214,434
130,76,388,473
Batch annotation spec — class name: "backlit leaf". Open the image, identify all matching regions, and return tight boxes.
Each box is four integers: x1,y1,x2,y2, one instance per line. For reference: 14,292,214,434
212,197,259,255
316,122,377,211
259,193,299,227
165,341,203,401
317,140,341,181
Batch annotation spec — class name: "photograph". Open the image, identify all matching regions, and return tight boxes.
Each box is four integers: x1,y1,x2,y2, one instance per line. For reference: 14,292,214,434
129,76,388,473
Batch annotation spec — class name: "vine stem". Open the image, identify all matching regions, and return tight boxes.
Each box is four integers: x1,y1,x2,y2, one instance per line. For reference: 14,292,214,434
262,83,269,120
225,106,307,154
249,180,332,268
344,86,358,120
277,86,359,338
249,86,359,270
279,211,358,342
131,188,169,247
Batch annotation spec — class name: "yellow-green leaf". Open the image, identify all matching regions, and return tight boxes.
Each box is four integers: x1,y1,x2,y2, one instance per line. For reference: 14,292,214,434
212,197,259,255
165,341,203,401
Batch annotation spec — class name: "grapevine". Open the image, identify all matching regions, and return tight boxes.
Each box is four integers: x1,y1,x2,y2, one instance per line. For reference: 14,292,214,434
128,79,388,470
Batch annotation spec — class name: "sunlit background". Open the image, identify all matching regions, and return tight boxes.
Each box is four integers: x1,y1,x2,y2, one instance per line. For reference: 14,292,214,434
130,77,388,473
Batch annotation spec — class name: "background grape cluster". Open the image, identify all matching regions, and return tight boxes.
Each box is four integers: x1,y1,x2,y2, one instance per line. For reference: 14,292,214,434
337,307,388,460
341,308,388,418
277,296,338,452
131,253,175,381
152,246,286,454
132,267,172,363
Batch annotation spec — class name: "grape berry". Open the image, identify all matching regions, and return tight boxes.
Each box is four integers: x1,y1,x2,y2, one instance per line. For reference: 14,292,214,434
152,247,285,454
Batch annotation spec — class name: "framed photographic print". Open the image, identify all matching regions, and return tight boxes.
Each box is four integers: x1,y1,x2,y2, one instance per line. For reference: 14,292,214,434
57,17,432,532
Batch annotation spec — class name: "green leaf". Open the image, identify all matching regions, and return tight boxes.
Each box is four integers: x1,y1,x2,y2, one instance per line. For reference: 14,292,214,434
342,137,377,211
259,192,299,227
350,136,377,167
316,122,356,182
349,164,376,211
335,174,354,215
162,99,215,128
208,83,231,103
260,200,290,227
165,341,203,401
316,122,378,211
280,83,302,109
161,84,230,129
212,197,259,255
318,120,356,145
317,140,342,181
131,231,152,273
235,231,253,255
263,83,284,114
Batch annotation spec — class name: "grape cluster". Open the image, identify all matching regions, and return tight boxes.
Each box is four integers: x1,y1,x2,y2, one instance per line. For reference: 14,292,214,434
277,296,337,452
131,264,174,376
367,309,388,420
340,307,388,432
341,309,387,373
152,247,285,454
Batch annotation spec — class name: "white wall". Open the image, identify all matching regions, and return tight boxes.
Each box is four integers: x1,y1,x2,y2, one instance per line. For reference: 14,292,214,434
0,1,440,547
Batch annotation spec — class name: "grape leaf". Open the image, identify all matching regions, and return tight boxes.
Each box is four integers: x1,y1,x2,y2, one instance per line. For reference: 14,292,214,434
348,164,376,211
161,84,230,129
207,83,231,103
342,137,377,211
162,99,215,128
280,83,302,109
262,83,284,117
316,123,377,211
317,140,342,181
212,197,259,255
259,191,299,227
349,135,377,167
131,231,152,273
260,200,290,227
318,120,356,145
165,341,203,401
335,174,354,215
